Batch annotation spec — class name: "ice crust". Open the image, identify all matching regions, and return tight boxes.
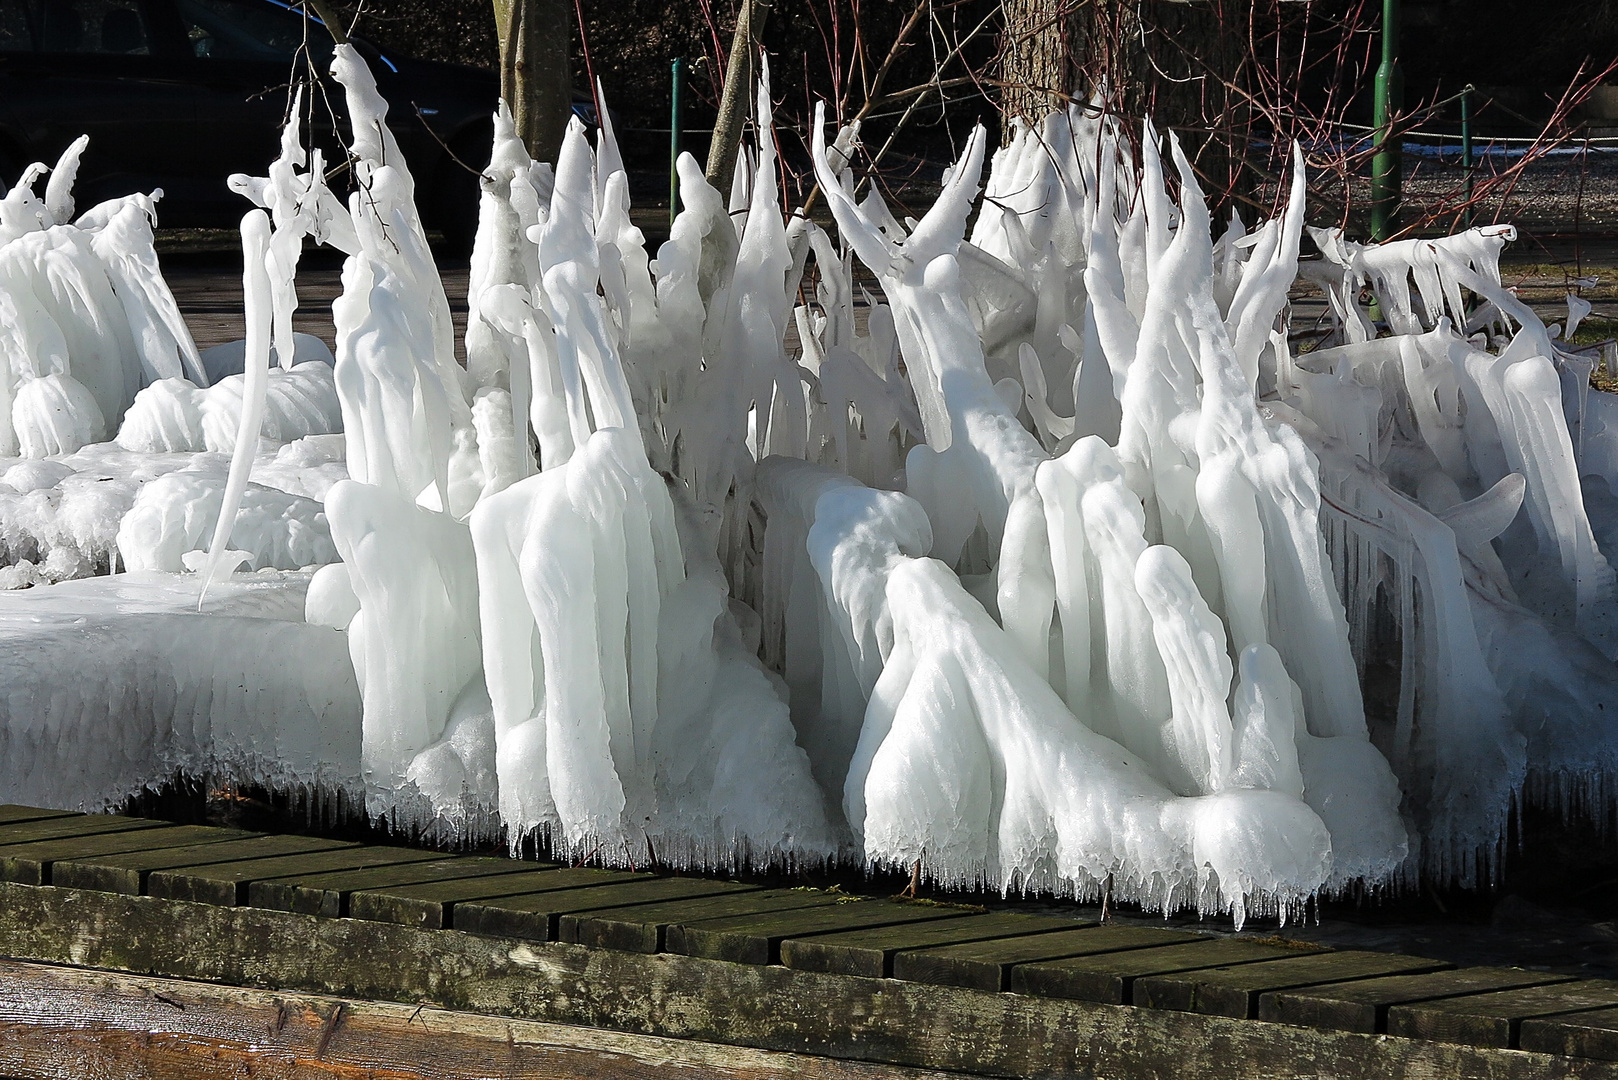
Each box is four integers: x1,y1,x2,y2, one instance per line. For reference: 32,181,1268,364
0,569,360,812
7,51,1618,923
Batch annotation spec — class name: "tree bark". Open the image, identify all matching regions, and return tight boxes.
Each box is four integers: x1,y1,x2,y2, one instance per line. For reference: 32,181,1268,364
1133,1,1250,211
493,0,573,164
999,0,1073,132
705,0,771,190
999,1,1252,213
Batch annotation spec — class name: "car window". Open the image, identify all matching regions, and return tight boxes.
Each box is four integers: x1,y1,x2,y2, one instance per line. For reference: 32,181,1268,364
0,0,37,51
174,0,330,65
40,0,150,54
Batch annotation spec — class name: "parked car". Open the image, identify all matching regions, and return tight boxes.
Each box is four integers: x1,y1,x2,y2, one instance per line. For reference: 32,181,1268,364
0,0,557,248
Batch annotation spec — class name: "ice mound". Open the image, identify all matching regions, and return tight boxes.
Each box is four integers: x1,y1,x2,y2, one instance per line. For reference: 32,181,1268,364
13,372,106,456
115,362,340,455
116,378,206,453
116,464,335,573
11,46,1618,925
200,361,341,451
0,438,346,589
403,675,499,831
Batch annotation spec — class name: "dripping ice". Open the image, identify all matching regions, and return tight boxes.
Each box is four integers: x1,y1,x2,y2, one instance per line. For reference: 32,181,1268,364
3,47,1618,926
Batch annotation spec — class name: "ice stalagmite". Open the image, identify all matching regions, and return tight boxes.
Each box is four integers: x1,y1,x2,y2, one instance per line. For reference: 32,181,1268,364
470,116,831,862
789,103,1351,922
302,45,485,800
17,44,1618,921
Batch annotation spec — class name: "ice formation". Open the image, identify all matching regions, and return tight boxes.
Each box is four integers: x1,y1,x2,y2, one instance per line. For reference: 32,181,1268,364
10,47,1618,925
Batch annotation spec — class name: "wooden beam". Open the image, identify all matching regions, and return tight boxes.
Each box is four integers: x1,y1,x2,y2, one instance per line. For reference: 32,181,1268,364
0,824,261,887
1261,968,1578,1034
3,882,1616,1080
0,805,81,826
53,833,358,896
347,865,647,931
1133,950,1452,1019
0,958,966,1080
893,924,1202,992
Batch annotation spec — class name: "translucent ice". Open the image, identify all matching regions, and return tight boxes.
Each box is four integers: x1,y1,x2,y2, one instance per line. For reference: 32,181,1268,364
9,51,1618,923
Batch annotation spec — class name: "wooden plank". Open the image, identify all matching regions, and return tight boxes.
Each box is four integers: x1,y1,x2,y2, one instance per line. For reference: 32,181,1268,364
1133,949,1450,1018
1522,1006,1618,1062
6,883,1618,1080
1387,980,1618,1049
781,913,1085,979
0,824,260,886
0,814,164,846
1261,967,1576,1033
52,833,359,895
0,958,969,1080
1009,937,1329,1005
247,855,546,918
350,867,650,930
669,900,977,966
0,805,79,826
147,845,444,907
561,888,850,953
892,925,1202,992
457,878,759,942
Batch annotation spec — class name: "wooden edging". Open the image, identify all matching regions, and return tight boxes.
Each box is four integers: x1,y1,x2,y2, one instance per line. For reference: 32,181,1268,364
1,881,1612,1080
0,958,966,1080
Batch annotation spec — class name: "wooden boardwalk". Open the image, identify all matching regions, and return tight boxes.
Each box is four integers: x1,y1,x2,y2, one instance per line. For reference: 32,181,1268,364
4,804,1618,1078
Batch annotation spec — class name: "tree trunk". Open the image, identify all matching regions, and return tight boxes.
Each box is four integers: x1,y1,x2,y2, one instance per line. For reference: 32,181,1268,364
493,0,573,164
999,1,1252,214
1134,1,1251,213
999,0,1072,133
705,0,771,190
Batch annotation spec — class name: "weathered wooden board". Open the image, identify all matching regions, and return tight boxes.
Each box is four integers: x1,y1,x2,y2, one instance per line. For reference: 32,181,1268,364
0,958,970,1080
780,913,1084,979
1132,949,1450,1017
248,856,546,918
561,888,849,952
52,833,359,895
1260,967,1575,1033
0,814,166,846
1008,937,1328,1004
669,900,975,965
147,845,445,906
457,878,759,941
3,882,1615,1080
1522,1007,1618,1062
0,806,79,826
0,824,260,886
1387,980,1618,1048
892,925,1202,992
349,867,649,930
6,807,1618,1078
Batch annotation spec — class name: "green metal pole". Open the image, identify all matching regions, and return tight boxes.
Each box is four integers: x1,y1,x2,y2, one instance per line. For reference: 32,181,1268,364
1461,84,1475,230
1370,0,1402,242
670,57,686,226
